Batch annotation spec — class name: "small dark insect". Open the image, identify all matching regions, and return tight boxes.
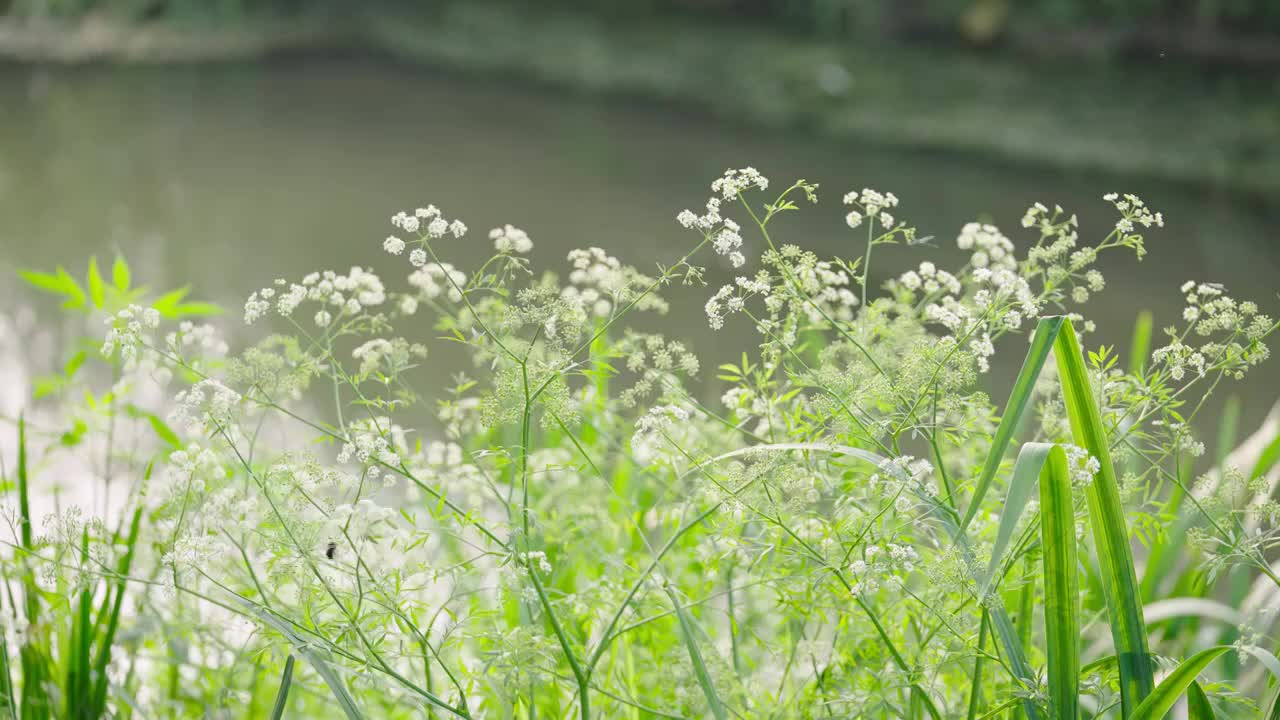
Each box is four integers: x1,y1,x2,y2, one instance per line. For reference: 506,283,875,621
325,541,337,560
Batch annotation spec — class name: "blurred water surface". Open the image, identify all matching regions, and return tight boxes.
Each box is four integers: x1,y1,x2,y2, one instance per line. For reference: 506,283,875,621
1,56,1277,429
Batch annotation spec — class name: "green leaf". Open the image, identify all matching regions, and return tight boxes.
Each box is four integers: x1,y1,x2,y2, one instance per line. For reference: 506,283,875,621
962,316,1064,529
1128,309,1153,376
18,269,65,294
1054,317,1154,713
979,442,1055,594
112,256,131,292
1187,681,1215,720
55,266,86,309
270,655,296,720
1039,444,1079,720
147,414,181,449
1251,432,1280,481
665,586,728,720
86,257,105,308
1129,646,1229,720
231,599,365,720
170,301,223,318
64,350,87,380
152,286,192,318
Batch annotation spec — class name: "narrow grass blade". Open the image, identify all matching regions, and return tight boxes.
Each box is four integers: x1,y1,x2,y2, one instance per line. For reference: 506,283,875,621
270,655,297,720
1039,444,1079,720
90,505,144,715
962,316,1064,530
1054,317,1154,712
232,598,365,720
1128,310,1153,376
664,586,728,720
1129,646,1229,720
1187,681,1215,719
979,442,1056,594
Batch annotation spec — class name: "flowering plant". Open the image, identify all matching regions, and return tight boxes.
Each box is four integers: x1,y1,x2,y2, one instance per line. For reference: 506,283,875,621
5,167,1280,719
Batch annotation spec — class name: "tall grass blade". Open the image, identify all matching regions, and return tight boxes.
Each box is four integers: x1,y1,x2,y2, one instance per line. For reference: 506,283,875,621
16,415,51,720
270,655,297,720
1054,317,1154,713
1129,646,1229,720
232,598,365,720
962,316,1064,530
664,586,728,720
979,442,1055,595
1039,445,1079,720
1186,681,1215,719
1128,310,1153,376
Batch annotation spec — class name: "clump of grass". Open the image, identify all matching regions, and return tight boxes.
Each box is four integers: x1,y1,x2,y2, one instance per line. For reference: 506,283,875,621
5,171,1280,718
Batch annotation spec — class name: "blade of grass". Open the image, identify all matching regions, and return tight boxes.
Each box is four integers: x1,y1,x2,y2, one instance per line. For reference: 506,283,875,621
89,504,144,716
979,442,1056,595
962,317,1064,530
232,597,365,720
1129,646,1229,720
1128,310,1153,376
1187,681,1215,719
270,655,297,720
664,586,728,720
1054,317,1154,713
16,416,51,720
1039,445,1079,720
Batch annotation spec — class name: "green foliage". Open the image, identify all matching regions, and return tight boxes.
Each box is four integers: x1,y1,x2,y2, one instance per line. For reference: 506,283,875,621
5,171,1280,719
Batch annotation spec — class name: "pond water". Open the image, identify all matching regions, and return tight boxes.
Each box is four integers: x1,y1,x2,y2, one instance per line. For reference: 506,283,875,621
2,56,1277,432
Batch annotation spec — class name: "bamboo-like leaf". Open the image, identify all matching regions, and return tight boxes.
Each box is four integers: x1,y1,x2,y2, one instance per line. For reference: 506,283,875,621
1187,681,1215,720
962,316,1064,529
1039,444,1079,720
1054,317,1154,713
270,655,297,720
1129,646,1229,720
665,586,728,720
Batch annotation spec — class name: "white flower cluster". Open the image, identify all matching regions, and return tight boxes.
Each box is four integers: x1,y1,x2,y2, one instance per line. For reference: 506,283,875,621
351,337,426,379
101,304,160,361
171,378,241,436
1103,192,1163,234
868,455,937,509
387,205,468,245
710,166,769,199
847,543,920,598
562,247,666,318
1152,281,1273,381
164,321,228,357
897,261,962,296
408,262,466,304
705,272,769,330
678,168,768,268
956,222,1016,271
490,224,534,254
337,417,405,467
245,268,387,327
843,188,899,230
631,404,691,461
1062,444,1102,490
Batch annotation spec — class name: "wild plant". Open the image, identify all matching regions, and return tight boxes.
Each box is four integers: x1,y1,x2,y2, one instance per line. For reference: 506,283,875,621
4,169,1280,718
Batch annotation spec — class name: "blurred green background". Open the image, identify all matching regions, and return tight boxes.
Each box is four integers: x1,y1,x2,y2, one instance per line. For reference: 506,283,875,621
1,0,1277,424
